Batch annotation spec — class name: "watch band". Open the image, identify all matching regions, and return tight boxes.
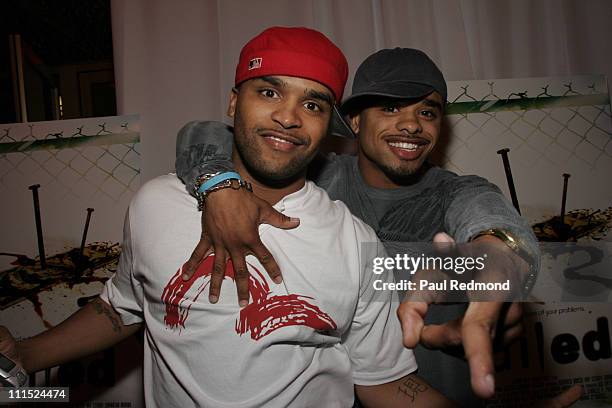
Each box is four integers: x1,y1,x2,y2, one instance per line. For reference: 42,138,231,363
471,228,538,297
0,366,28,388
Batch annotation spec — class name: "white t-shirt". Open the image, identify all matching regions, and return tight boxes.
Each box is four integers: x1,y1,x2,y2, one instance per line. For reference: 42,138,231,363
101,175,416,407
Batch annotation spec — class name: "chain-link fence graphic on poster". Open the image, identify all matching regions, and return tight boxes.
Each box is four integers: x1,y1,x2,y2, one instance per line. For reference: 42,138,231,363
0,117,140,203
441,78,611,176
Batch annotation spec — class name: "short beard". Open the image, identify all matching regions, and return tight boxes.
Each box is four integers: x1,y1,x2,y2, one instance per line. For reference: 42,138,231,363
362,148,430,186
384,164,430,185
233,110,314,188
235,140,306,188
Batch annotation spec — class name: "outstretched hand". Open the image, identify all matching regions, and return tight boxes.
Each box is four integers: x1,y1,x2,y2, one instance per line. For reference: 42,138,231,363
181,187,299,306
397,232,524,399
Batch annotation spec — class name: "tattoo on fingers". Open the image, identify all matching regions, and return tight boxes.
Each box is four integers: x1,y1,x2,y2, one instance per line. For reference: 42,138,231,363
213,262,225,276
235,267,249,279
258,253,272,264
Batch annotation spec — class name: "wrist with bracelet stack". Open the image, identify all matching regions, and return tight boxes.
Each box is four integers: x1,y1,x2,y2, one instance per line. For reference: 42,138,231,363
193,171,252,211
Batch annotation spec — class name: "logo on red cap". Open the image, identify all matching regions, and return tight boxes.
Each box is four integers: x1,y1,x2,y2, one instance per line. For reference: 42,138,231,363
248,58,262,71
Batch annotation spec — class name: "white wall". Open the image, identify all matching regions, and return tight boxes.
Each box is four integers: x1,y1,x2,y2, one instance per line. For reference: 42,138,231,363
110,0,612,182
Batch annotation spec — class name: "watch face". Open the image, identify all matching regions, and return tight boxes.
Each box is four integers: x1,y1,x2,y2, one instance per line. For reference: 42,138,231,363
0,353,16,372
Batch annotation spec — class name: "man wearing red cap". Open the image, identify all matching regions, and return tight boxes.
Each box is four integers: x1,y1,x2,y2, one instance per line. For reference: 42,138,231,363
0,27,458,407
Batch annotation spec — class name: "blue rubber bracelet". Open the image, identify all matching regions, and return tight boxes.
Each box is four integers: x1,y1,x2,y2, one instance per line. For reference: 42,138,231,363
197,172,242,193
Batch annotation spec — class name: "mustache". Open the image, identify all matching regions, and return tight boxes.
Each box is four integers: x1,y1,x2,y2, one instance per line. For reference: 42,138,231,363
256,128,309,145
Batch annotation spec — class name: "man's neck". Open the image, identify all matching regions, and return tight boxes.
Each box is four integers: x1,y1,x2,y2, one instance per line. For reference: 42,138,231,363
231,150,306,206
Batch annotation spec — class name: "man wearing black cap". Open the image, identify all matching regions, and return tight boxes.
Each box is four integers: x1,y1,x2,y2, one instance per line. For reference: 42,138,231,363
175,48,541,405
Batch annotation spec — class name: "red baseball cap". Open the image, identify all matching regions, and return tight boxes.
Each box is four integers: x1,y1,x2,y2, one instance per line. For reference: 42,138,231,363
235,27,348,102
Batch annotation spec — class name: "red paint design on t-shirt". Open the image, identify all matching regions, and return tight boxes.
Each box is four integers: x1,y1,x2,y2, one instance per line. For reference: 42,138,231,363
161,255,337,339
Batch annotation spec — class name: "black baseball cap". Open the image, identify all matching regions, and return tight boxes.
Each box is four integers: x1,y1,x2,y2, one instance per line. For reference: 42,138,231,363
340,48,447,116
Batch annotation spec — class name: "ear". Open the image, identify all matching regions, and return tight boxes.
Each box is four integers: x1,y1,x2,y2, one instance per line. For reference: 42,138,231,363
349,114,360,135
227,87,239,118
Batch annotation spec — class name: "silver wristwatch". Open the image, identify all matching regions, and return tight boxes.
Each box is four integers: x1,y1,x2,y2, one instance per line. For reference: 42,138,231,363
0,352,28,387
